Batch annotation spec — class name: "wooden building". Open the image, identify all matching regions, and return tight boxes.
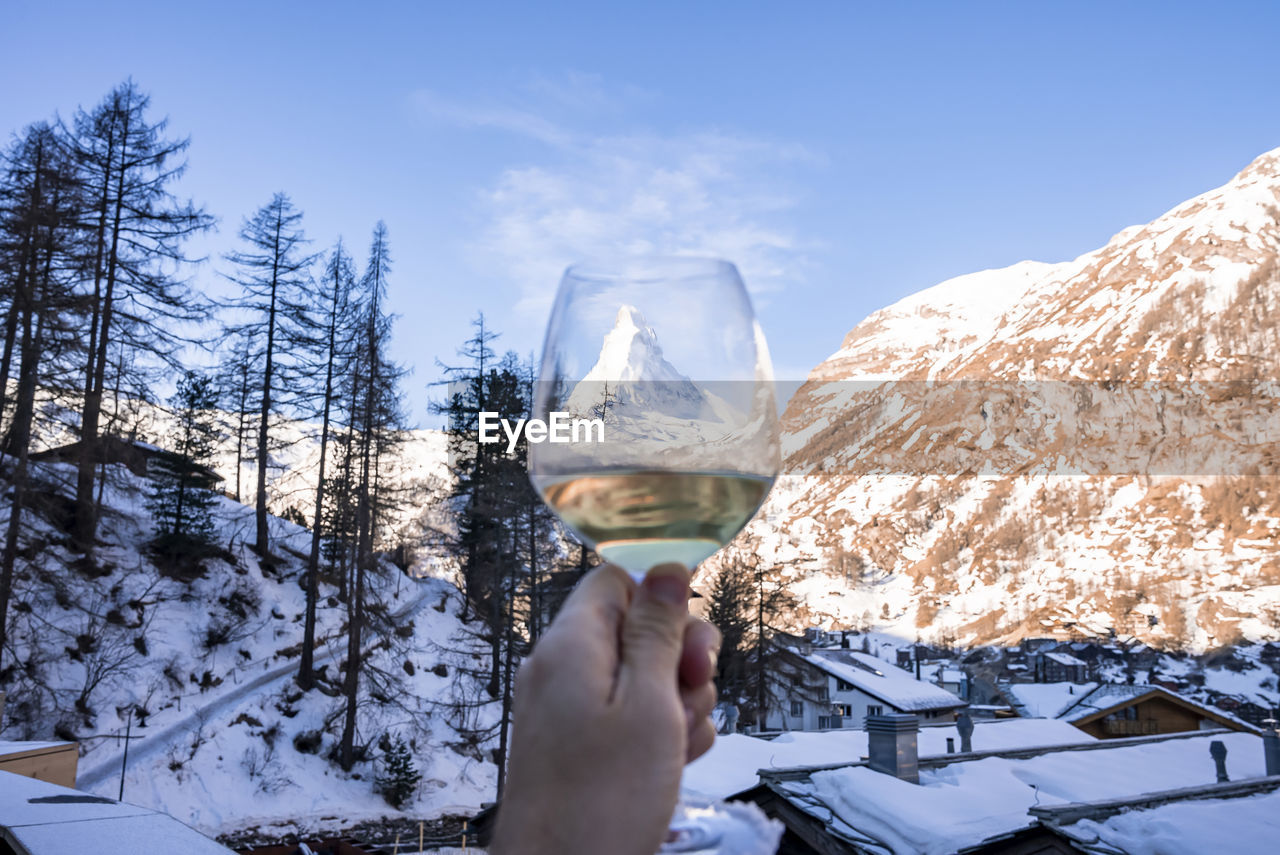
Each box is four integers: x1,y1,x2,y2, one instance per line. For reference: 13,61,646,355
31,435,223,486
0,741,77,788
1058,685,1259,739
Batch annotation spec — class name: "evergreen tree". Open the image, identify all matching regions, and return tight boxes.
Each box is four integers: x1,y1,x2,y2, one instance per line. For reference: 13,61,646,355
432,327,565,797
222,192,318,560
744,549,800,728
66,80,213,550
376,733,421,810
147,371,219,549
705,558,755,708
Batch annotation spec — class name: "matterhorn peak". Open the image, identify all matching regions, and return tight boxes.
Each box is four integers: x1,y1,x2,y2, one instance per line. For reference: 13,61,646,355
583,304,685,384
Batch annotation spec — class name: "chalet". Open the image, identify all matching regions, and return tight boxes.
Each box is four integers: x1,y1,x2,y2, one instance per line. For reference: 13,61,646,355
30,435,223,487
1002,681,1262,739
728,717,1279,854
0,769,233,854
766,643,965,730
1032,650,1089,683
927,664,971,701
1057,684,1262,739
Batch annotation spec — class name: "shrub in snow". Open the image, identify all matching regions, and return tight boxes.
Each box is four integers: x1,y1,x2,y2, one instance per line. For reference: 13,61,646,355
376,733,421,810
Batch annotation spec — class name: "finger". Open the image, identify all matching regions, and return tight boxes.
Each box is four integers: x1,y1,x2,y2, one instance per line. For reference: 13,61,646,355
681,681,717,729
539,563,634,658
616,563,691,699
686,715,717,763
532,564,635,698
679,617,721,689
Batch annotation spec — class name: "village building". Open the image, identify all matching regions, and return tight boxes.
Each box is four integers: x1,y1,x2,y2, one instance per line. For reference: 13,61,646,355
31,435,224,487
1002,682,1262,739
728,716,1279,854
1032,650,1090,683
767,643,966,731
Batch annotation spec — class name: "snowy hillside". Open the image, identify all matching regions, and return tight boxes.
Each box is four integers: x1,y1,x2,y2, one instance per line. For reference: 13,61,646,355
0,452,497,838
711,147,1280,651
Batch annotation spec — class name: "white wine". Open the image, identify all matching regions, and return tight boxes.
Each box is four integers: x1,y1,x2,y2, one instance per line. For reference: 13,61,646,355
534,470,774,577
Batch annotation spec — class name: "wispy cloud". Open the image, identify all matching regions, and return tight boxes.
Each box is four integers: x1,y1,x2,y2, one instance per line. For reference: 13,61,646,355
409,89,573,146
410,75,819,324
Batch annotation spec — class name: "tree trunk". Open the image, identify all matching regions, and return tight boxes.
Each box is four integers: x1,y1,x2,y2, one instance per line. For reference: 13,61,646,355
75,98,131,550
756,565,766,728
300,273,341,690
253,211,283,559
0,242,48,672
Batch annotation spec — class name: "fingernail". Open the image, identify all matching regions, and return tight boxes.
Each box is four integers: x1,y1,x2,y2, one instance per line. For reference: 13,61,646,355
708,647,719,672
643,566,689,606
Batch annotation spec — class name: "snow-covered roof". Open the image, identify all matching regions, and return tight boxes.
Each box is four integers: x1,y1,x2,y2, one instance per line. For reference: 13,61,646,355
766,731,1269,854
1002,682,1099,718
0,770,233,854
0,741,69,756
1004,682,1262,733
802,649,965,712
1055,785,1280,854
683,718,1093,800
1057,684,1257,730
1043,651,1087,667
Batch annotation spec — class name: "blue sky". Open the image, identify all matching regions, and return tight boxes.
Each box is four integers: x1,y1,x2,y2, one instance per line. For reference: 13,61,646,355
4,1,1280,426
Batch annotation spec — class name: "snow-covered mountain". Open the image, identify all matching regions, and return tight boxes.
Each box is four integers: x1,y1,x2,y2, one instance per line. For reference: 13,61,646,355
568,305,723,422
711,147,1280,651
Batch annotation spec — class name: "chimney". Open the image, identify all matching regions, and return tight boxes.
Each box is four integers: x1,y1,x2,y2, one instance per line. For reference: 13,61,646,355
866,713,918,784
1263,719,1280,776
1210,740,1229,783
956,710,974,753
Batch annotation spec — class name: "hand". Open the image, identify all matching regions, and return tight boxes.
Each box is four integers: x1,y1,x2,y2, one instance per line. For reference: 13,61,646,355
490,563,721,855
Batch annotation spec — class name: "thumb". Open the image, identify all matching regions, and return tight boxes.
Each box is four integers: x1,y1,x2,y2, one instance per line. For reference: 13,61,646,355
618,564,691,692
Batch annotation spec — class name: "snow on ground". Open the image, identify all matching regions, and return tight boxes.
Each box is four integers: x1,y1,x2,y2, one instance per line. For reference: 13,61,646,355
683,718,1093,800
0,455,496,838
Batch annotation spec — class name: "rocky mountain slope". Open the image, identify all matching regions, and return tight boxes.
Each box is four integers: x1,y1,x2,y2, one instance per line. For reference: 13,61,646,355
716,147,1280,651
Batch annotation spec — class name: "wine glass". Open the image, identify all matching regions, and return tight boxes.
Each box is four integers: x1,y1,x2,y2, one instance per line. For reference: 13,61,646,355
529,256,780,579
529,256,782,853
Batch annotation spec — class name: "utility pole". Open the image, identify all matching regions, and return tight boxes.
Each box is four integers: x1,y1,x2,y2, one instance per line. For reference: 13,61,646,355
118,710,133,801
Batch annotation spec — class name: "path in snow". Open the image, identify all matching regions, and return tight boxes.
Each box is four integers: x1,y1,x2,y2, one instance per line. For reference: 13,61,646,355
77,580,438,793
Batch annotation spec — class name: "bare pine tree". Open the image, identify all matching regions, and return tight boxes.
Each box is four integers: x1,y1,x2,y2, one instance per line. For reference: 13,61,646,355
299,239,356,690
66,80,212,551
0,123,83,672
222,192,318,560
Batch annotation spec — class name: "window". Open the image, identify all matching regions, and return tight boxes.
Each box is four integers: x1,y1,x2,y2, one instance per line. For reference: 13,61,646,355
866,704,884,716
818,715,842,729
837,704,853,717
836,678,854,691
790,700,803,717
